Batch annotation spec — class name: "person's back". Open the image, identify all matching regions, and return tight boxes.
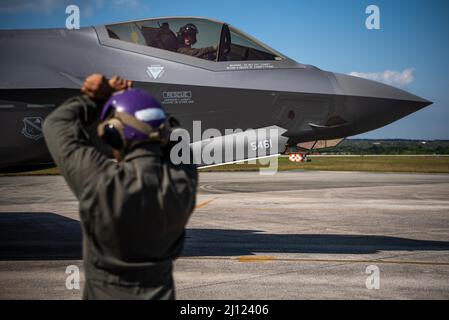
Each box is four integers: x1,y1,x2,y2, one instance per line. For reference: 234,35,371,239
81,143,196,299
86,149,196,262
43,74,197,299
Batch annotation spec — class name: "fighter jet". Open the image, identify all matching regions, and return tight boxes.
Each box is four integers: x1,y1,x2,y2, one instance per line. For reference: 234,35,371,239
0,16,432,171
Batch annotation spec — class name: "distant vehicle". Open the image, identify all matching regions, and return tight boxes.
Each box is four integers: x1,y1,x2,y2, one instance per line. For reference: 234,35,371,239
0,17,432,171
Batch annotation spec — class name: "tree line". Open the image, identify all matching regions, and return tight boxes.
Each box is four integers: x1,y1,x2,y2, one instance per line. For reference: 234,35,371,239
318,139,449,155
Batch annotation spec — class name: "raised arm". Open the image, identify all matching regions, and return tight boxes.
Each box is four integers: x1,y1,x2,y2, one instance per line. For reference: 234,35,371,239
43,74,132,199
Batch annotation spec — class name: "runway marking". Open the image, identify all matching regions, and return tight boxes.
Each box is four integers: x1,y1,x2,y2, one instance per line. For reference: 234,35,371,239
195,197,217,209
238,256,276,263
181,256,449,266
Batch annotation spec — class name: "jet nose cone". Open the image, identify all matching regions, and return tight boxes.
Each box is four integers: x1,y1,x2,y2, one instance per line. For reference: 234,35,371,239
333,72,432,108
330,73,432,135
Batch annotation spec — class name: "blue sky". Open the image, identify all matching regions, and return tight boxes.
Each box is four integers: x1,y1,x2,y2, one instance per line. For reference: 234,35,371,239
1,0,448,139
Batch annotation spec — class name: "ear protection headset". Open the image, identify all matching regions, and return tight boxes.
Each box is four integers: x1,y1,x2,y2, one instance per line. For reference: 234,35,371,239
97,109,170,152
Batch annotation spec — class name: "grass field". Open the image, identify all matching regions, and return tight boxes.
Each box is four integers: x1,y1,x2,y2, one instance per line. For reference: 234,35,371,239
200,155,449,173
2,156,449,176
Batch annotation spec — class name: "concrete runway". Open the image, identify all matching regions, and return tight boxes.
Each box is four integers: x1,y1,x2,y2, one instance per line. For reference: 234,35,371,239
1,170,449,299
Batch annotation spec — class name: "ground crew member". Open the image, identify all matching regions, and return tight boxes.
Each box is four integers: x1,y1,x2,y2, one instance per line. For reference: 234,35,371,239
43,74,198,300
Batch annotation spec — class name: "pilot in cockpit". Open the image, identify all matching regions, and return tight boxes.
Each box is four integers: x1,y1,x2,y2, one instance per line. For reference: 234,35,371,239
176,23,217,60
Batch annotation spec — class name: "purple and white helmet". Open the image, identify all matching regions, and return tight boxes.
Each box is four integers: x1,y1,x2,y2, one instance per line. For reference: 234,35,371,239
100,88,167,142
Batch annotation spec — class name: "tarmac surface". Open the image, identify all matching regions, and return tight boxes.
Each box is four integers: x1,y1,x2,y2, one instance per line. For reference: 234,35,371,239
1,170,449,299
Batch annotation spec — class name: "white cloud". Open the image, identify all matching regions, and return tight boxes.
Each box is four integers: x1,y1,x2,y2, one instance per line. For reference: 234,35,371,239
349,68,415,87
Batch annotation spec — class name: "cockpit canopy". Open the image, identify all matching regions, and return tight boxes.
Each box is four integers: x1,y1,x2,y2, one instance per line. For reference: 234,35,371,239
105,17,284,62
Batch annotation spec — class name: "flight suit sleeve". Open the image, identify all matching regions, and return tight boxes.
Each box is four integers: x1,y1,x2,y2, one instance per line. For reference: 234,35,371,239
177,46,216,58
43,95,113,200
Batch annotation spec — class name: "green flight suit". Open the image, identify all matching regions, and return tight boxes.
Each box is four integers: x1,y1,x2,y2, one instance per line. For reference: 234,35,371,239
43,95,197,300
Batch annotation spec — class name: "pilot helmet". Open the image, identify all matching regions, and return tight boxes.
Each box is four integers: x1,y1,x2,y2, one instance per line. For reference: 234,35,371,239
179,23,198,44
97,88,169,150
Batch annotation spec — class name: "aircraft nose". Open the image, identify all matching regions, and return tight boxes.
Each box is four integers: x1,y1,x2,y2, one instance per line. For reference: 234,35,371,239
331,72,432,134
333,72,432,108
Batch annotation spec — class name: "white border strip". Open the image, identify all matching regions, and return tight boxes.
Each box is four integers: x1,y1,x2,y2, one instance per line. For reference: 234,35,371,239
199,154,280,169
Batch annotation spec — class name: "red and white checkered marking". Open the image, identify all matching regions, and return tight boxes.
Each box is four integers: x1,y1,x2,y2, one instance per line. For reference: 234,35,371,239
288,153,307,162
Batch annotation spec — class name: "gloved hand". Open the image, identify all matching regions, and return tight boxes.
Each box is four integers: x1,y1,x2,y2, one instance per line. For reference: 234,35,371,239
109,75,133,93
81,74,133,101
79,74,133,129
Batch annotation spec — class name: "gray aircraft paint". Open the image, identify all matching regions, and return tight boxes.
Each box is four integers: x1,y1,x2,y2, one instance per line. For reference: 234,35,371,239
0,17,431,171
